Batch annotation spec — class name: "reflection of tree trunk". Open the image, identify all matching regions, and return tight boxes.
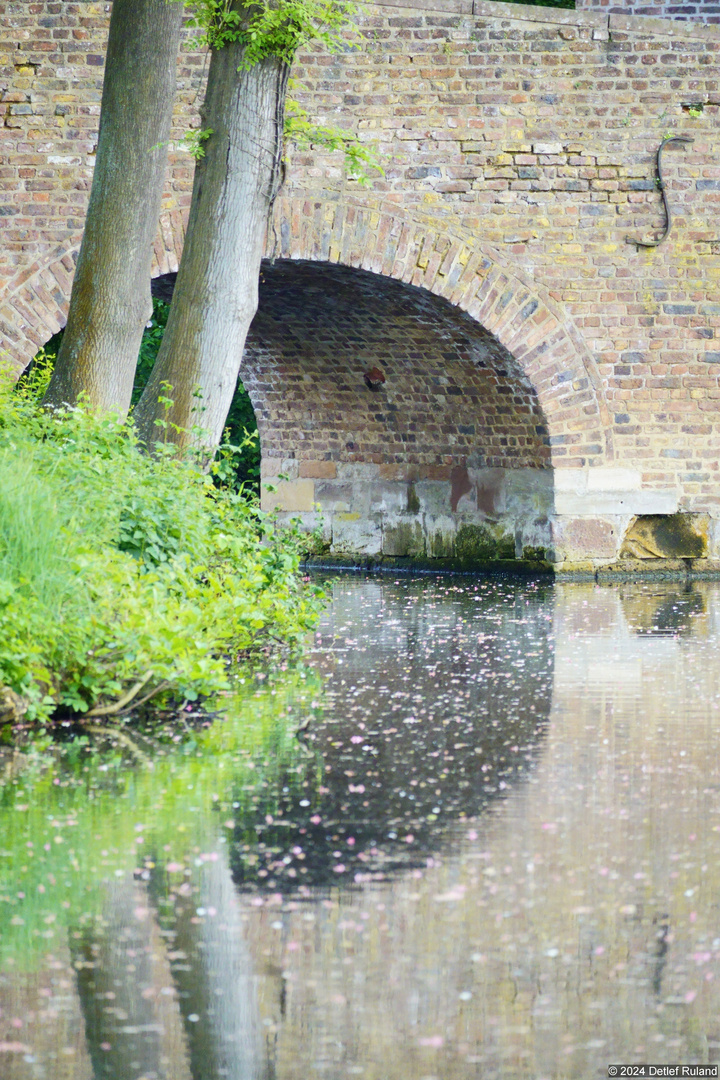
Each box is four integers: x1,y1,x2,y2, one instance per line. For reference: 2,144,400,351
149,852,263,1080
70,876,191,1080
0,942,93,1080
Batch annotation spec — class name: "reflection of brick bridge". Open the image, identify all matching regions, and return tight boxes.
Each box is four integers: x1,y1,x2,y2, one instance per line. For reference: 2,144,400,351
3,1,720,570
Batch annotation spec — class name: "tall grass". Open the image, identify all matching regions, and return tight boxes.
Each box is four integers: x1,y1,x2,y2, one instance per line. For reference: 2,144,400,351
0,450,77,615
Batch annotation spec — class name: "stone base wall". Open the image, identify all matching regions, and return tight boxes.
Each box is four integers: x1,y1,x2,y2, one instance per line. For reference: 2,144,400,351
262,462,554,561
266,460,720,570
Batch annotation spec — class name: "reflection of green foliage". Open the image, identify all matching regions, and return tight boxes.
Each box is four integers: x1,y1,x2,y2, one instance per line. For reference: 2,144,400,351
0,670,321,970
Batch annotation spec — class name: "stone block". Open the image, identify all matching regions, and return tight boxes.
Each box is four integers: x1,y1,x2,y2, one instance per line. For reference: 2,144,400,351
426,515,457,558
336,462,381,483
299,459,337,479
261,457,298,480
454,522,515,562
555,490,679,517
261,478,315,513
368,481,410,514
382,514,426,557
552,516,623,565
503,468,554,517
414,479,452,517
586,467,642,492
620,514,709,560
332,512,382,556
469,467,506,518
313,481,354,512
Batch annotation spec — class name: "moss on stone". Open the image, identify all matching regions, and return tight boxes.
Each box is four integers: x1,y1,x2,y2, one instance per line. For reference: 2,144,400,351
406,483,420,515
454,523,515,563
620,513,708,560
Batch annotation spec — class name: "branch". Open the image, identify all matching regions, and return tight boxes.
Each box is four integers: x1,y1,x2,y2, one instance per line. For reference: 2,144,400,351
85,670,154,718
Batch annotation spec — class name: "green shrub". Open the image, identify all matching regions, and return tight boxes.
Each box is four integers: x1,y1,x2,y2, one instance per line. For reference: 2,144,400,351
34,295,262,494
0,373,322,724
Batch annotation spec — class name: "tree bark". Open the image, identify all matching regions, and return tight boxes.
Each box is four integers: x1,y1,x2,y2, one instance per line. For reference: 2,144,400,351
42,0,183,415
133,10,289,453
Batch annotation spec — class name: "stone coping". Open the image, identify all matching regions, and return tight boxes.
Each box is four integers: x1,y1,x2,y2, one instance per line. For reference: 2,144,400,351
365,0,720,39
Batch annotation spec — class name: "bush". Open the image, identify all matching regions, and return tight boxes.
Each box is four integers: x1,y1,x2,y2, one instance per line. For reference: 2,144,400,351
0,367,322,724
36,294,262,494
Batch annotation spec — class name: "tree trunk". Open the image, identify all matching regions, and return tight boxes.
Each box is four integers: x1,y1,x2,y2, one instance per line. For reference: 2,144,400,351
42,0,183,415
133,17,289,453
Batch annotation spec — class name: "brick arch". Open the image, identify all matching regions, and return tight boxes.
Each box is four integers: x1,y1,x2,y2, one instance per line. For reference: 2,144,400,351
1,209,187,374
2,199,611,472
267,196,613,470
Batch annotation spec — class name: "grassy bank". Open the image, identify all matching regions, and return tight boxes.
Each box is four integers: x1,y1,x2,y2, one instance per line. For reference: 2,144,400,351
0,364,322,726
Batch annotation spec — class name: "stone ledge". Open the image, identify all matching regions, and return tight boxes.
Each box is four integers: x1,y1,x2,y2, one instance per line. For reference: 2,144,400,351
373,0,606,25
474,0,608,27
608,10,720,39
366,0,720,39
557,559,720,582
369,0,472,12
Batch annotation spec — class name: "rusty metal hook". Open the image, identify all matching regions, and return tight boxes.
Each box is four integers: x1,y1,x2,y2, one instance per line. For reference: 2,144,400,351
625,135,694,249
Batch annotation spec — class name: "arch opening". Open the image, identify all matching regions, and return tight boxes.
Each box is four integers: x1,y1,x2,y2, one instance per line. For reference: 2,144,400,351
243,260,555,563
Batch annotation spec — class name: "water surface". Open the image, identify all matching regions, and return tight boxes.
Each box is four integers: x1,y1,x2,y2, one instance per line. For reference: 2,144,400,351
2,577,720,1079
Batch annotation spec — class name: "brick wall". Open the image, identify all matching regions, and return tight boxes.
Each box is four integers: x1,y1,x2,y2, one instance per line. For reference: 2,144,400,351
576,0,720,24
4,0,720,567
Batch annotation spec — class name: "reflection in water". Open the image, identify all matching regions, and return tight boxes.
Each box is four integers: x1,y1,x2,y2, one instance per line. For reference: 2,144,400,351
231,579,553,891
2,578,720,1078
620,583,707,637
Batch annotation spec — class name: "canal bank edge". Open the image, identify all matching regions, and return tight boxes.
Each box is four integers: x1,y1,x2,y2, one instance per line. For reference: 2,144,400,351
301,553,720,583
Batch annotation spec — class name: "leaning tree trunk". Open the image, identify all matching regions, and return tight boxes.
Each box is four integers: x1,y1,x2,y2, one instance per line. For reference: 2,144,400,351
42,0,183,415
133,17,289,453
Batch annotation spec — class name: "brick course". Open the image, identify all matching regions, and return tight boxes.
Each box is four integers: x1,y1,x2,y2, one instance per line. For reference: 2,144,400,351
3,0,720,565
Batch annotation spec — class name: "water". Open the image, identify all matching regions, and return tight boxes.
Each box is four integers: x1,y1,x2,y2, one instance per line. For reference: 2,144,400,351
2,576,720,1079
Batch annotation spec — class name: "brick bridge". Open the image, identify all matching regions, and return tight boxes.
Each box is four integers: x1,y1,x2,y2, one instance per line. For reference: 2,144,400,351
3,0,720,571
